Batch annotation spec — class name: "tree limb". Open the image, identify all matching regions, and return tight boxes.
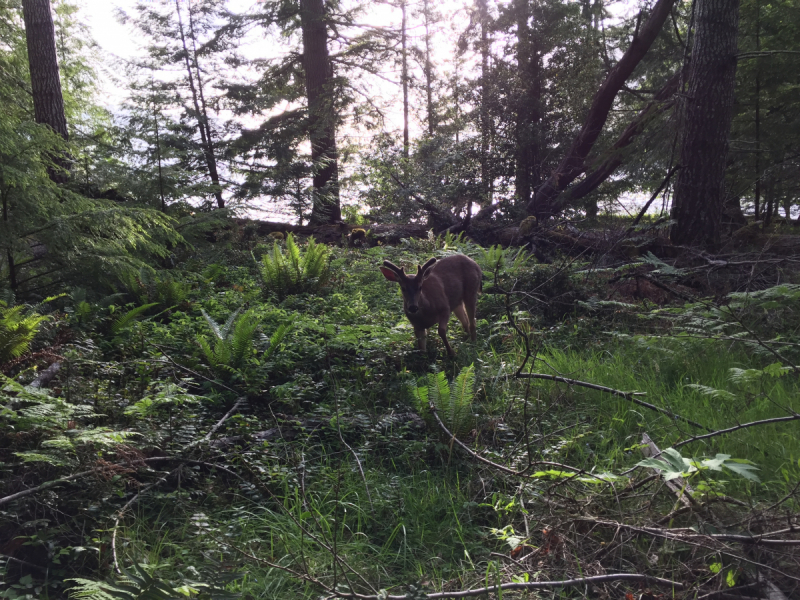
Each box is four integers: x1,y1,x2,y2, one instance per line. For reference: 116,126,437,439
527,0,679,219
562,70,682,205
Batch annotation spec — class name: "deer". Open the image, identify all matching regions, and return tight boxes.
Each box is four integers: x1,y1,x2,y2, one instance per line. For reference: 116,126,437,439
380,254,482,356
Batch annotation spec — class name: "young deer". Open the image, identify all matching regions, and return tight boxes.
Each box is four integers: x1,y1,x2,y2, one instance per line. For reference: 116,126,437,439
380,254,482,356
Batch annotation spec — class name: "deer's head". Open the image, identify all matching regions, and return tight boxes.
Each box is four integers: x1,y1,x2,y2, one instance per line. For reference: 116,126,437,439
379,258,437,314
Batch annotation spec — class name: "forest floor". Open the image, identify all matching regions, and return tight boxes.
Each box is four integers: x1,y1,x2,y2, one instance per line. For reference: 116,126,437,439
2,223,800,599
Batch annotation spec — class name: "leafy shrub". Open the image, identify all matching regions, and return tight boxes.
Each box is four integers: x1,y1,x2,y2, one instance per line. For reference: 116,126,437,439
410,364,476,441
254,233,331,300
0,302,49,363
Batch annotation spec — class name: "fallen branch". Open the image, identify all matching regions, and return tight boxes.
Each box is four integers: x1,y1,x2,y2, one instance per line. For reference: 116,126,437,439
329,573,686,599
428,401,610,485
674,414,800,449
581,518,800,547
0,457,242,507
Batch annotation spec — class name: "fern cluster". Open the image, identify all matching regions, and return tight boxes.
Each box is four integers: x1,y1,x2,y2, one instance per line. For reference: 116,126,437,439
255,233,331,300
194,308,293,375
1,376,137,467
119,268,190,308
196,308,259,372
69,561,241,599
410,364,476,441
0,302,49,363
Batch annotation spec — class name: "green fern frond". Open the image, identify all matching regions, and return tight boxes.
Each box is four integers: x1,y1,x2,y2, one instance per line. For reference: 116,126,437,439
230,310,259,367
196,309,258,371
219,307,243,340
411,365,476,440
264,322,294,360
0,302,50,362
196,335,218,367
111,303,159,334
200,309,225,340
257,233,331,300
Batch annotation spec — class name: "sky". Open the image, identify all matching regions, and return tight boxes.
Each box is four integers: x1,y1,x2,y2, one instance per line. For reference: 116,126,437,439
70,0,659,218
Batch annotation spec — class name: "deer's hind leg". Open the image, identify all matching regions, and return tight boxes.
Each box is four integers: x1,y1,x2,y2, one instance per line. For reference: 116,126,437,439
463,295,478,341
453,304,471,334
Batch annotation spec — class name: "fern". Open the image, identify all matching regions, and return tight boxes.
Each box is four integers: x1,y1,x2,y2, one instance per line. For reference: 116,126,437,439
264,322,294,360
0,302,49,363
411,364,476,440
2,376,137,467
196,309,258,371
69,561,242,599
111,303,159,334
255,233,331,300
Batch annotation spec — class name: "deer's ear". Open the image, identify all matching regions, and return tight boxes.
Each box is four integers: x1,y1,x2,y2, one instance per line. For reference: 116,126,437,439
380,267,400,282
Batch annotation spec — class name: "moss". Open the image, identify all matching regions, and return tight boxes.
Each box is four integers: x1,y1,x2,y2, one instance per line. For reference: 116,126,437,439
519,216,538,237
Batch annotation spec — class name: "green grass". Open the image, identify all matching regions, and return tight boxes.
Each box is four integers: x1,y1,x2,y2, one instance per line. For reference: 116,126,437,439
4,237,800,598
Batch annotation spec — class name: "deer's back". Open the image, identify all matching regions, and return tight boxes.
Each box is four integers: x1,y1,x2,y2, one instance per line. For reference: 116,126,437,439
425,254,482,309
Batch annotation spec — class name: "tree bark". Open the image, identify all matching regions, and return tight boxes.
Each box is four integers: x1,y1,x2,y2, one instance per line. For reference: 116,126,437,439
175,0,224,208
401,0,409,159
753,0,761,220
300,0,341,224
478,0,491,204
514,0,542,206
670,0,740,248
22,0,69,182
526,0,678,219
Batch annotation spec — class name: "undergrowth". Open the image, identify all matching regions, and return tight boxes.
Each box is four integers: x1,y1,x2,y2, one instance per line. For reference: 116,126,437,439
2,233,799,599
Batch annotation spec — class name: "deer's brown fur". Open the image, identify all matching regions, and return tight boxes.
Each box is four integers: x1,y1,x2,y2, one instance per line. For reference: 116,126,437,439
380,254,482,356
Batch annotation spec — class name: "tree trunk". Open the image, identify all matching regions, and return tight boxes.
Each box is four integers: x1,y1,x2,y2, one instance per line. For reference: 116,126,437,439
514,0,542,206
153,98,166,212
401,0,409,159
526,0,678,219
175,0,224,209
22,0,69,182
670,0,740,248
478,0,490,204
753,0,761,220
422,0,435,135
301,0,341,225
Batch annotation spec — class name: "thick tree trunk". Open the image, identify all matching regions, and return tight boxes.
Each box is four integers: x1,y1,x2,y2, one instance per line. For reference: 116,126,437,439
175,0,224,209
514,0,542,206
526,0,678,219
670,0,740,248
478,0,490,204
301,0,341,225
22,0,69,182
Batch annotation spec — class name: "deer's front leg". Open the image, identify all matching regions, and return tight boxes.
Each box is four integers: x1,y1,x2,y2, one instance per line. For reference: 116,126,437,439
438,320,454,356
414,327,427,351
